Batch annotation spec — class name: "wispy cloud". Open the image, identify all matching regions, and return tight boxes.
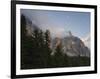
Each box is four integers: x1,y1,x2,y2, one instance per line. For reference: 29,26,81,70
81,33,90,49
39,24,66,38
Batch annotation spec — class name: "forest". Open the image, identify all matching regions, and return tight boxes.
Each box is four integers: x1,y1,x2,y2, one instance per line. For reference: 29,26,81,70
21,14,90,69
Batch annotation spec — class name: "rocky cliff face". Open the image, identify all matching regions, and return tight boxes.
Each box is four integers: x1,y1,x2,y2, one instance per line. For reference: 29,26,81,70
51,32,90,57
22,14,39,36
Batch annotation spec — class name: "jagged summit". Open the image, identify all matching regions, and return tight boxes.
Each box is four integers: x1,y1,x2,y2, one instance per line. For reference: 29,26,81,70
66,31,73,37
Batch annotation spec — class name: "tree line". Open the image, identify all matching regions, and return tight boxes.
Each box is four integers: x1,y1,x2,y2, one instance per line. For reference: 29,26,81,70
21,14,90,69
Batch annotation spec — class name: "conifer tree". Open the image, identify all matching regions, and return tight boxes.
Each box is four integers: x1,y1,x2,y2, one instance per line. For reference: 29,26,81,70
53,42,65,67
44,30,52,67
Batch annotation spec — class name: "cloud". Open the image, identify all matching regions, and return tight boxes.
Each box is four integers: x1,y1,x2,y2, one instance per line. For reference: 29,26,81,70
49,27,65,37
40,25,66,38
81,34,90,49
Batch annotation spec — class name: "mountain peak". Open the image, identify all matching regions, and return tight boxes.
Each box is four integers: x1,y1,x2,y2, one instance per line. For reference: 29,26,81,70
51,34,90,57
66,31,73,37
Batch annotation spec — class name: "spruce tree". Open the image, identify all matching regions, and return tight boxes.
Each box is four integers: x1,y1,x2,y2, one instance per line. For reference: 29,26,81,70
53,42,65,67
44,30,52,67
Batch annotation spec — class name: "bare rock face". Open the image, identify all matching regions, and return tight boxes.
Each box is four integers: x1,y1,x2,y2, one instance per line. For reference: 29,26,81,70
52,32,90,57
62,36,90,57
22,14,39,36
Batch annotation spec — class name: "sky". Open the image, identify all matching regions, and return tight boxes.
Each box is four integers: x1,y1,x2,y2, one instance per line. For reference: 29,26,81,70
21,9,90,39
